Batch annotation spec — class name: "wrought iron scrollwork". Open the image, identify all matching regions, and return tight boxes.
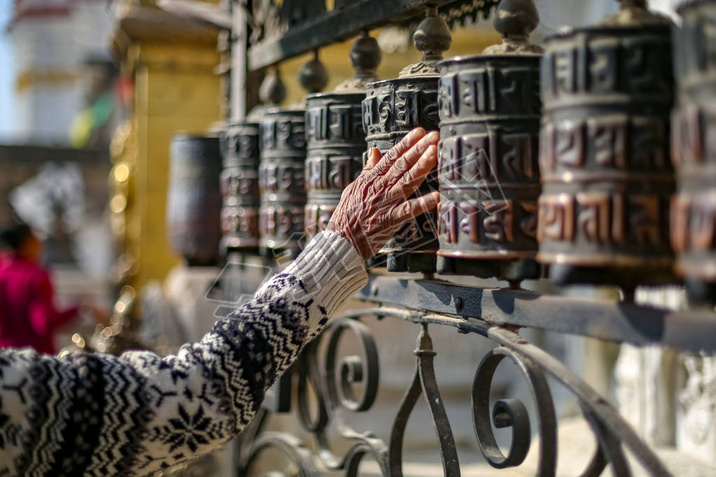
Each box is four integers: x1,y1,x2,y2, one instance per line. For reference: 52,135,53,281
236,307,674,477
295,316,389,475
471,347,556,474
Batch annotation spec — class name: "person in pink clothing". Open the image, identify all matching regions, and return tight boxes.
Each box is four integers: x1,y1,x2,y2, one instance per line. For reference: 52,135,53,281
0,223,82,354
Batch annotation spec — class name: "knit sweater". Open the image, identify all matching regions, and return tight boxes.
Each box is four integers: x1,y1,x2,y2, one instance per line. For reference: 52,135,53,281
0,232,368,477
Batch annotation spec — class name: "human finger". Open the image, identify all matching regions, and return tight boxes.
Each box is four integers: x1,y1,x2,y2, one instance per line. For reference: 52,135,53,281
383,131,439,188
369,128,426,178
388,144,438,201
389,191,440,225
381,132,440,187
363,147,382,171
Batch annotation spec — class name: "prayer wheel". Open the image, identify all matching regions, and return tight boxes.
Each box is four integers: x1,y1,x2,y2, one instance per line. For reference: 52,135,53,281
362,6,451,273
305,32,381,238
259,108,307,253
167,134,223,266
436,0,542,281
537,0,676,287
259,58,327,255
220,121,261,254
671,0,716,302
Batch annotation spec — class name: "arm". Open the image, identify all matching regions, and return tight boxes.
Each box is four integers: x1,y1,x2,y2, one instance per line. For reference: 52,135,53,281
0,129,439,477
27,271,79,337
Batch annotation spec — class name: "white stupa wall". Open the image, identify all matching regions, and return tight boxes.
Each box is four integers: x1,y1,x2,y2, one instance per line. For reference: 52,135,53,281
9,0,113,145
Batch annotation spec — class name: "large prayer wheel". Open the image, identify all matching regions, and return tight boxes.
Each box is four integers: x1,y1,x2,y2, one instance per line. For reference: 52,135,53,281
671,0,716,302
305,32,381,238
362,6,451,273
537,0,676,286
167,134,223,266
436,0,542,281
220,121,261,254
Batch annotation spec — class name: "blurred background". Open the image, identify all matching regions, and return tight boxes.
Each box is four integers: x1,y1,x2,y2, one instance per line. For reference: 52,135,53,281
3,3,713,477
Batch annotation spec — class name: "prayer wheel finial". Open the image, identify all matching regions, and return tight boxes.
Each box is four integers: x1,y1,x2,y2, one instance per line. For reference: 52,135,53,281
335,30,382,92
351,31,381,82
600,0,671,26
299,50,329,94
483,0,543,55
399,5,452,77
259,67,287,107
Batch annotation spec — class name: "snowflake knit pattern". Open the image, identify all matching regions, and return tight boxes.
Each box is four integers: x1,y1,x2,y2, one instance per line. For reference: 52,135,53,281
0,232,368,476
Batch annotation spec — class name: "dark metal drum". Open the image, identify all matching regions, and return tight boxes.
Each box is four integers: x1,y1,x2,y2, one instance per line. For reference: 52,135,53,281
537,16,676,286
220,121,261,254
436,0,543,281
259,109,307,253
437,55,542,280
305,92,365,238
304,32,380,239
671,0,716,302
363,76,440,273
167,134,223,266
362,6,450,273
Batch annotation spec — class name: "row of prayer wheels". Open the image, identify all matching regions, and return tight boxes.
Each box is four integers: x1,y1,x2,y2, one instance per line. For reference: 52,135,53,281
169,0,716,302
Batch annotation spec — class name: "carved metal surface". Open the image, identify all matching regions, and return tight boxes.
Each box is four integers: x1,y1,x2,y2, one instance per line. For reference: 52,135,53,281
361,7,450,273
167,134,223,266
305,93,365,238
538,21,676,286
234,304,678,477
363,76,440,272
259,109,307,252
220,121,261,253
436,54,542,280
303,32,380,239
671,0,716,303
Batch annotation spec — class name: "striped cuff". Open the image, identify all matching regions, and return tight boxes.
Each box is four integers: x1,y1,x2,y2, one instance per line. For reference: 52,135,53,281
285,231,368,331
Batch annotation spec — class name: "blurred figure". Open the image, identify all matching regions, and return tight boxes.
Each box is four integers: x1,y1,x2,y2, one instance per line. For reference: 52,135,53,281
0,223,105,354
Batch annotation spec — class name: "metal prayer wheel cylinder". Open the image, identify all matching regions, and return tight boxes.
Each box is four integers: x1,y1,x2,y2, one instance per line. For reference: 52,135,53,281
671,0,716,302
435,0,543,281
167,134,223,266
220,121,260,253
537,6,676,286
259,109,307,252
304,33,381,238
362,7,450,273
305,93,365,238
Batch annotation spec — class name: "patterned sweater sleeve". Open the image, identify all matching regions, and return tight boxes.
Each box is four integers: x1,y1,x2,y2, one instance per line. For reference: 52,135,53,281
0,231,368,477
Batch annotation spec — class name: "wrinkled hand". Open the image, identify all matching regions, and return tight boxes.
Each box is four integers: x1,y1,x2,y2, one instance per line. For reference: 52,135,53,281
326,128,440,261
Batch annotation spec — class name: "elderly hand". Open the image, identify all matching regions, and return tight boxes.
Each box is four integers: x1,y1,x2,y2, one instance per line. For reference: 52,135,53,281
326,128,440,261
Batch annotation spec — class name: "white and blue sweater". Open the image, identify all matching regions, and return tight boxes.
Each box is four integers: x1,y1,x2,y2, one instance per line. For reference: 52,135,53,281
0,232,368,476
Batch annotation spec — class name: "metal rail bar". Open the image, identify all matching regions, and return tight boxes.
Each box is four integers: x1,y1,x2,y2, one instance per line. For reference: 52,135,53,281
356,275,716,354
247,0,465,70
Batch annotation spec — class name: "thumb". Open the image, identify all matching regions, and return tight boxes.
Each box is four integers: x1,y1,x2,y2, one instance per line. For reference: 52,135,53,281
364,147,382,169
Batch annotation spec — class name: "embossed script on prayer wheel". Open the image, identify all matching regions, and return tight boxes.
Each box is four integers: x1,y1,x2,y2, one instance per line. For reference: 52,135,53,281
259,109,307,252
305,33,381,238
671,0,716,302
537,3,675,286
305,93,366,237
362,6,450,273
436,0,542,281
167,135,223,266
220,121,260,253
